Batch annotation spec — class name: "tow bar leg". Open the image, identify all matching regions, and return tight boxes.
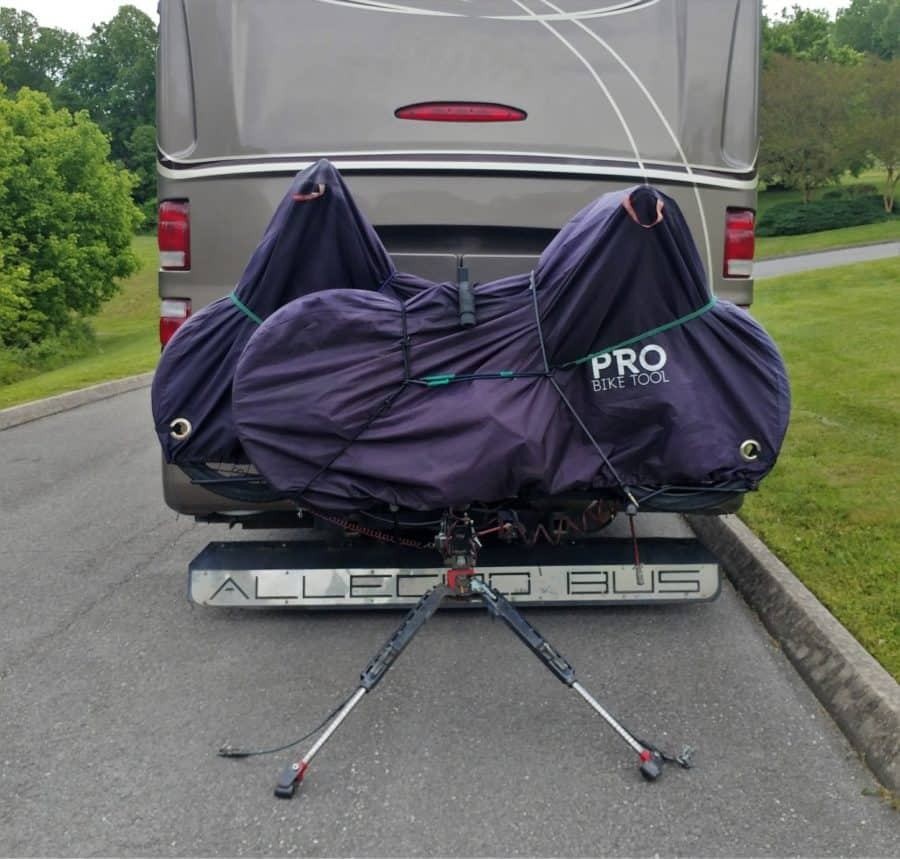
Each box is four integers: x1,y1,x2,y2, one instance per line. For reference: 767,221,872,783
274,584,452,798
468,577,689,780
274,686,367,798
270,566,690,798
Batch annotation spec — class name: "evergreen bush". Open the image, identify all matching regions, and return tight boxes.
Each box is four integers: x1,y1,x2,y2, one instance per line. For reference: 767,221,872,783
756,195,893,236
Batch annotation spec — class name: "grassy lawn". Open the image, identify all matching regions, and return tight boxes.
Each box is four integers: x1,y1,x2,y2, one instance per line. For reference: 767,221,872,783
755,167,898,259
741,258,899,680
756,220,899,260
0,235,159,410
756,167,887,217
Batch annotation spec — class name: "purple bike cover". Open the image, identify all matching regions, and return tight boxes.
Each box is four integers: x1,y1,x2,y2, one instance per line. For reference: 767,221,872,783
151,160,399,464
223,179,789,512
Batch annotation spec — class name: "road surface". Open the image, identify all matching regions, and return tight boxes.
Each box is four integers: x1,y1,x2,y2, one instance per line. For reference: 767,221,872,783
1,389,897,856
754,241,898,279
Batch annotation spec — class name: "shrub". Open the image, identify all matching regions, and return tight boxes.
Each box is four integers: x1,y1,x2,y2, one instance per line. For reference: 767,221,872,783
0,318,96,385
756,195,893,236
0,87,141,349
845,183,879,197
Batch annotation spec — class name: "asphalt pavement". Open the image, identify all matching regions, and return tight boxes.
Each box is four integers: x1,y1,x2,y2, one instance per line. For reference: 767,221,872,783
753,240,898,279
1,388,897,857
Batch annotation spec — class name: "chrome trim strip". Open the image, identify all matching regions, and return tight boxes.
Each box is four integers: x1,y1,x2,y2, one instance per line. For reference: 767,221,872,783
158,146,756,178
158,158,757,190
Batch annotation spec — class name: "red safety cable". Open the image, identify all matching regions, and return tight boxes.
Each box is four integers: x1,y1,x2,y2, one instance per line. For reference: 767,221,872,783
307,508,432,550
628,513,642,570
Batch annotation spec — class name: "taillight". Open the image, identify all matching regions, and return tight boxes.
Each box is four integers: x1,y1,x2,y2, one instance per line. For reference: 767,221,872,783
158,200,190,270
395,102,527,122
160,298,191,346
724,208,755,278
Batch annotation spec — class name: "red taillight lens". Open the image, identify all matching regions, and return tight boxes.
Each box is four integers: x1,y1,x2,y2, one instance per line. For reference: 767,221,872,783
724,208,755,278
395,102,527,122
158,200,191,270
160,298,191,346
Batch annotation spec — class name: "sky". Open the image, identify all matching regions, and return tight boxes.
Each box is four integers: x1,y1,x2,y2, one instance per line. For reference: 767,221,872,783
5,0,159,35
4,0,854,36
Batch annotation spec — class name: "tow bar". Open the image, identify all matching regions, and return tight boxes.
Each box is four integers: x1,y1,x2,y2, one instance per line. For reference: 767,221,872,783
260,512,693,799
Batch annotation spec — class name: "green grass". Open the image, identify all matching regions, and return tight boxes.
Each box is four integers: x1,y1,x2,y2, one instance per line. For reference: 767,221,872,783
741,258,900,680
756,220,900,259
0,236,159,410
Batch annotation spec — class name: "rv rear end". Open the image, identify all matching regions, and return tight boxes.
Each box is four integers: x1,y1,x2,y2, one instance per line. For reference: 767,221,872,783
157,0,760,517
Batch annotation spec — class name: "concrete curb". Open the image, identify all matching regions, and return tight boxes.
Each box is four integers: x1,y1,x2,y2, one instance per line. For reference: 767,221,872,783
687,513,900,792
0,372,154,431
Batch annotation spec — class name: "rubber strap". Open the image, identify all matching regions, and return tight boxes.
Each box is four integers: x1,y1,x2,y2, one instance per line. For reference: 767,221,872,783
229,292,263,325
563,297,716,368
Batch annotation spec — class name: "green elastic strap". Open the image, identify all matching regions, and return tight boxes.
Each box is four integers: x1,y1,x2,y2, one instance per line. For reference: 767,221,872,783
229,291,263,325
420,370,521,387
422,374,456,387
563,297,717,368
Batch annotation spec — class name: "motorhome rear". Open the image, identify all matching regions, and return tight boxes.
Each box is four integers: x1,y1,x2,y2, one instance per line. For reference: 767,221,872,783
157,0,760,517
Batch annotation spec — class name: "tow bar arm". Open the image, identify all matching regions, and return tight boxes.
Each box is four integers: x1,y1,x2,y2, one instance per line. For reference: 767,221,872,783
270,572,693,799
274,584,452,798
468,578,689,780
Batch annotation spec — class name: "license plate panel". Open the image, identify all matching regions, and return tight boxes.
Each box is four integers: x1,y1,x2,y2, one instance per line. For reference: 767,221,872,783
188,540,719,607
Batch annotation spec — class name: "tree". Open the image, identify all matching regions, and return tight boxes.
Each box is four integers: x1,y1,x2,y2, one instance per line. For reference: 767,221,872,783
125,122,157,219
59,4,155,206
0,8,83,99
835,0,900,60
855,58,900,210
760,55,867,201
0,87,141,348
762,5,863,65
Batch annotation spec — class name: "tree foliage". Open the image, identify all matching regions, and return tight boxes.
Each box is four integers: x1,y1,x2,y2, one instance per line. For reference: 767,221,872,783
0,8,83,99
835,0,900,60
762,5,863,65
59,5,155,164
0,87,141,348
1,5,158,211
760,55,867,200
855,58,900,210
125,122,157,221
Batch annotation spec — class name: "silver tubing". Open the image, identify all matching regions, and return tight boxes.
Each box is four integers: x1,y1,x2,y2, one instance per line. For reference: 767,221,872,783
572,681,645,754
302,686,368,765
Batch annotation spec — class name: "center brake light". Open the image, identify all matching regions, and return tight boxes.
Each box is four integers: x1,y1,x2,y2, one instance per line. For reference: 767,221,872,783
159,200,191,270
395,102,527,122
724,208,755,278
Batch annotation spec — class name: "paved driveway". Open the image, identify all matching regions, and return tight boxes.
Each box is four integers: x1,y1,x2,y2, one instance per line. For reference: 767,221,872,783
1,389,897,856
754,241,899,279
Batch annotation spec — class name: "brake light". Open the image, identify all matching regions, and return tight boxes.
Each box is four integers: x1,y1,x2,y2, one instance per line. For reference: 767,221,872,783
395,102,527,122
160,298,191,346
158,200,190,270
724,208,755,278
